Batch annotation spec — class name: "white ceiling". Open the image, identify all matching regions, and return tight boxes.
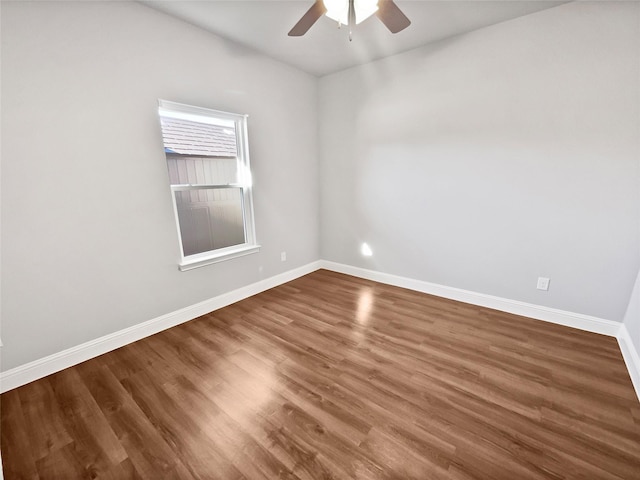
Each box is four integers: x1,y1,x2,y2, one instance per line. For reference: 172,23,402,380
140,0,567,76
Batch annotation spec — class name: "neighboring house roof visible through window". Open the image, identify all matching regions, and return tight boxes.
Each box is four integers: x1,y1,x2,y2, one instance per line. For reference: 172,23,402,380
160,116,237,157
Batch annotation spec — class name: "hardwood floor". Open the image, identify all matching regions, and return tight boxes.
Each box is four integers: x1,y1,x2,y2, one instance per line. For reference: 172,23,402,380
2,269,639,479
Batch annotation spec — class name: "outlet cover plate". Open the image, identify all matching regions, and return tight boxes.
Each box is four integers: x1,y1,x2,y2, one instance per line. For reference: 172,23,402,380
537,277,550,291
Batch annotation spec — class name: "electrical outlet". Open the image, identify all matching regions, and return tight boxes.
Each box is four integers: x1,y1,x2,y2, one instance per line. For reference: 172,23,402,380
280,251,287,262
537,277,550,291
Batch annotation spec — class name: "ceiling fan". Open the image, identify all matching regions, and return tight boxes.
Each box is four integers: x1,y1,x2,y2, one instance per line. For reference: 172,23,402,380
288,0,411,39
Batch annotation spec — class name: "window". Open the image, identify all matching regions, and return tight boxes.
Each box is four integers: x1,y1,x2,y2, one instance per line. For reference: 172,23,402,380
158,100,258,271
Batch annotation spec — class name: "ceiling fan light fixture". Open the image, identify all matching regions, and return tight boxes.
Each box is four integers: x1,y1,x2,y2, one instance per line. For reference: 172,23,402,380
323,0,378,26
323,0,348,24
354,0,379,24
288,0,408,37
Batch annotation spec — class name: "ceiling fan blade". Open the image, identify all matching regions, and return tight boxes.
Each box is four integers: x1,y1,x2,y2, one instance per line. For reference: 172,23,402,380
376,0,411,34
288,1,327,36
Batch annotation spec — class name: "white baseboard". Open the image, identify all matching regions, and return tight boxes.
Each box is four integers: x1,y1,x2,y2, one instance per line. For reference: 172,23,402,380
1,259,631,399
0,261,321,393
318,261,621,337
617,324,640,402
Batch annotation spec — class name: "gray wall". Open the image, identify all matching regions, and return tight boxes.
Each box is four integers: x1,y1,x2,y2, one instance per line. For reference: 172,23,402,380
319,1,640,321
1,1,319,370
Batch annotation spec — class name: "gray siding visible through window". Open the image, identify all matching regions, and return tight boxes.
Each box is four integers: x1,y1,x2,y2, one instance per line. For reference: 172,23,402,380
165,156,238,185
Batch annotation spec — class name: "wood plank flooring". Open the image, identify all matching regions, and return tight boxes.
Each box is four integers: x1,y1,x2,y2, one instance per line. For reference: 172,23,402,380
2,269,639,479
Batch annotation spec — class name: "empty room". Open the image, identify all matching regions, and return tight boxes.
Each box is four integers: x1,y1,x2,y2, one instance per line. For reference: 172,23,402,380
1,0,639,478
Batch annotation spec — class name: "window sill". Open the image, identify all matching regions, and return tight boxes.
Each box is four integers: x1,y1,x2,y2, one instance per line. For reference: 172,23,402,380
179,244,260,271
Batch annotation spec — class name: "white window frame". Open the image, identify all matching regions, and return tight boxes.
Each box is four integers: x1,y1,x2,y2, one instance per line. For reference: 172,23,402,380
158,99,259,271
